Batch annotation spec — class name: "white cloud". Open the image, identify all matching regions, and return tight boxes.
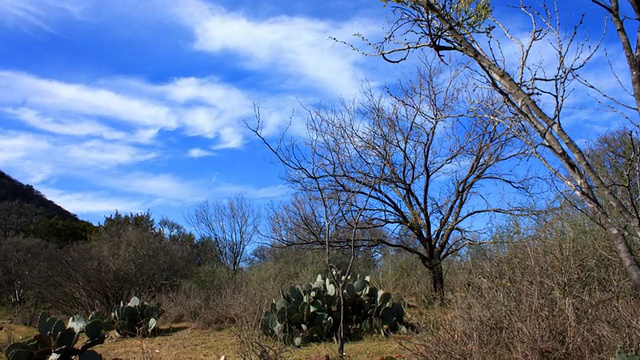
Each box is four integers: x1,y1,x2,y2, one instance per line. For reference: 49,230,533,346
0,0,85,32
172,0,375,96
39,181,289,219
0,71,268,149
0,71,178,130
0,129,157,181
163,77,250,106
40,187,146,215
188,148,216,158
178,106,247,148
0,0,391,222
0,130,51,163
3,107,131,139
209,183,290,201
99,172,207,203
214,127,245,149
63,140,158,169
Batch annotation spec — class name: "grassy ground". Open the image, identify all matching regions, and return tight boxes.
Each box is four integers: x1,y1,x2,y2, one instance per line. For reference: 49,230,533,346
99,326,409,359
1,313,411,360
0,308,37,360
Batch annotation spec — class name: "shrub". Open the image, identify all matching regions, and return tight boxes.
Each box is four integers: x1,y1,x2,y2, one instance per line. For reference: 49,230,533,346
5,311,106,360
0,237,58,307
400,208,640,358
111,296,161,337
36,219,194,315
261,274,405,346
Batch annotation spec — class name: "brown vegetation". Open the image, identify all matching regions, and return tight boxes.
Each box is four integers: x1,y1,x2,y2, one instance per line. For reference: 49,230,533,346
3,201,638,359
393,207,640,359
2,137,640,359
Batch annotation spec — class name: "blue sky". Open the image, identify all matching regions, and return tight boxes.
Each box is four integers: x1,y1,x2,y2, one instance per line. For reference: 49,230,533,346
0,0,396,225
0,0,632,225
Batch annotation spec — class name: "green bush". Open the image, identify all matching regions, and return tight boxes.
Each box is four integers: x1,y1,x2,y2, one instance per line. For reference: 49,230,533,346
612,349,640,360
261,274,405,346
111,296,161,337
5,311,106,360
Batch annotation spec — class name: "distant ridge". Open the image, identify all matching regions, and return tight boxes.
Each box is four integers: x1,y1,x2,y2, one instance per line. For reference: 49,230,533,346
0,170,79,222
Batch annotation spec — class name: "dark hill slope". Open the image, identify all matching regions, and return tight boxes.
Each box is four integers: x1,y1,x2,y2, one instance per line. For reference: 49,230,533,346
0,170,78,222
0,170,93,244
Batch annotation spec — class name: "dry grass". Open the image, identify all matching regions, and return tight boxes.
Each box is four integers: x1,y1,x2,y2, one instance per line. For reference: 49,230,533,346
0,316,38,360
98,324,235,359
98,326,409,359
395,215,640,359
1,317,409,360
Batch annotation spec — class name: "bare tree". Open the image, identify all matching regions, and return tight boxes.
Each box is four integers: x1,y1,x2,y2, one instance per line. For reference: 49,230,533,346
266,192,389,253
364,0,640,290
587,129,640,226
252,59,534,301
590,0,640,115
186,195,260,277
266,193,330,248
0,237,56,306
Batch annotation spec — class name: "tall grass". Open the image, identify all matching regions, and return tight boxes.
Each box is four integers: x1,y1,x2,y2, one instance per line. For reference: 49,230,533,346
400,210,640,359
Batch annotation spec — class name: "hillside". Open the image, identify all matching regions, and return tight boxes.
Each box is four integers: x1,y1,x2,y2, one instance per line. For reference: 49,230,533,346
0,170,79,222
0,170,92,244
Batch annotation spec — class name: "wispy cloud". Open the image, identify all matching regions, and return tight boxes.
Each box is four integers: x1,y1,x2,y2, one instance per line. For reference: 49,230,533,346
0,130,50,163
0,71,261,148
0,72,179,130
0,0,391,223
46,172,291,216
172,0,376,96
99,172,208,203
0,0,85,32
0,129,157,174
208,183,291,201
188,148,216,158
0,69,292,220
3,107,130,140
39,187,146,215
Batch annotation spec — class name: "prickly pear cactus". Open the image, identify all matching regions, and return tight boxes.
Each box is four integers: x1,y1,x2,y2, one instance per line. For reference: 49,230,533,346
111,296,161,337
611,349,640,360
261,274,405,346
4,311,107,360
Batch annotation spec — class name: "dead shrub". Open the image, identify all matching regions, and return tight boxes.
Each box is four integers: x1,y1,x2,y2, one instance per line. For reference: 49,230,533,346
232,310,289,360
400,211,640,359
375,252,437,309
30,224,194,315
160,265,237,328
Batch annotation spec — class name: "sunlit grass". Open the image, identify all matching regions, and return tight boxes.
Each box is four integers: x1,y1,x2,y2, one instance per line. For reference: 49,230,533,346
0,308,38,360
99,326,410,359
0,310,410,360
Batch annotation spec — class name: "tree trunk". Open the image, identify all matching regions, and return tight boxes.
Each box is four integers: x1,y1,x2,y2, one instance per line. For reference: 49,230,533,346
606,225,640,293
423,258,445,303
421,3,640,292
589,208,640,292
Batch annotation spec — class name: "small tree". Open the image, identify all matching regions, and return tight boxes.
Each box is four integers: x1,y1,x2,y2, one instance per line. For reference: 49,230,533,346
158,217,196,245
186,195,260,277
586,129,640,225
0,237,56,306
252,59,535,301
266,192,386,272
